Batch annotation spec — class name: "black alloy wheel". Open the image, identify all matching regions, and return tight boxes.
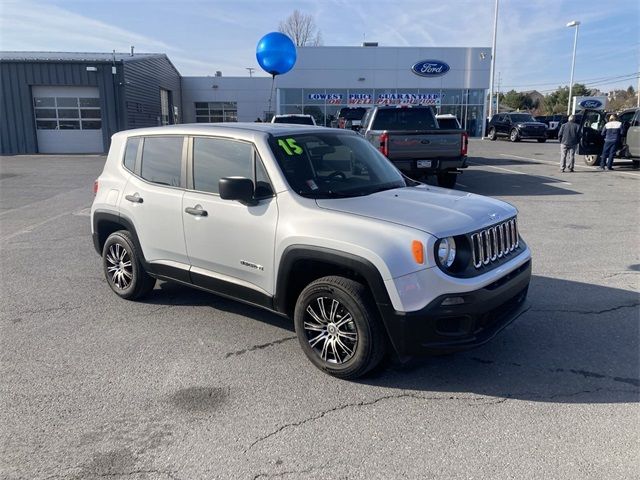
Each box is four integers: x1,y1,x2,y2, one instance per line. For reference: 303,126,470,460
294,276,386,379
102,230,155,300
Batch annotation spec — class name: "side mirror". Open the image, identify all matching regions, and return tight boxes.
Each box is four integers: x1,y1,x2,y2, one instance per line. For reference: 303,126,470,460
219,177,256,205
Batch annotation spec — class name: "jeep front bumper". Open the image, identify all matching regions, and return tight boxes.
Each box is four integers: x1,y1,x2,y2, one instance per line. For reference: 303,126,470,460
379,260,531,356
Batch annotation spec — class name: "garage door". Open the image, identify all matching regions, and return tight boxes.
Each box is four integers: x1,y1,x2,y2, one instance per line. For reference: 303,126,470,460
32,86,104,153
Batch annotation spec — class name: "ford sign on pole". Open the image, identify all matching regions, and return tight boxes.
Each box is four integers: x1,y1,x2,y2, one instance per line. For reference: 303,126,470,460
572,95,608,114
579,99,603,109
411,60,450,77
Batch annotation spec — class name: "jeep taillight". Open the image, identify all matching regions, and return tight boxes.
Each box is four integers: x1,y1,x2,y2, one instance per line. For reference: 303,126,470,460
93,180,99,195
379,131,389,157
461,132,468,156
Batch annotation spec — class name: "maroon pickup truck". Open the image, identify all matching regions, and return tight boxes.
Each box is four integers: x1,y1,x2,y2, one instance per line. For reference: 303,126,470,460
360,105,468,188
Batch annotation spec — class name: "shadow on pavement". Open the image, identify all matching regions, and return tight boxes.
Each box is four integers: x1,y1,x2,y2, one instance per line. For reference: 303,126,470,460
143,280,295,333
469,155,542,167
454,169,582,197
141,275,639,404
363,274,639,404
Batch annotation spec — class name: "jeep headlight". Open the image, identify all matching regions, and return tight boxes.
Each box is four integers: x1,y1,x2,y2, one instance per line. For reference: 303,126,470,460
436,237,456,268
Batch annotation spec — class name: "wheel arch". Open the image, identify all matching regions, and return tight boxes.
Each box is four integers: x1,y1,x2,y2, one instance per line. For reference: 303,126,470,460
275,245,393,319
92,210,145,263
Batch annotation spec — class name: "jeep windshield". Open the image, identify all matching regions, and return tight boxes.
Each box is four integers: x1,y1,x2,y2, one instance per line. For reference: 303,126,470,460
270,132,407,198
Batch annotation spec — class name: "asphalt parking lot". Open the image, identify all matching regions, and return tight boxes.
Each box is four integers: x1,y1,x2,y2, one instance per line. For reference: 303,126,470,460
1,138,638,479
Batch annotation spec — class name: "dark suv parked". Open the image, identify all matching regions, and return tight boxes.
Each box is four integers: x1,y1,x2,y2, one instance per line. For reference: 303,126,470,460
488,113,547,142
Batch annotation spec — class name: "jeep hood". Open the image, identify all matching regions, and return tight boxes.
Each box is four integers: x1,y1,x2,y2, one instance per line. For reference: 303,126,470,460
315,185,517,237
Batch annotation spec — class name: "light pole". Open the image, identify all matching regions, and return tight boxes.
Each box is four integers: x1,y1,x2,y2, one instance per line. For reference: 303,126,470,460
566,20,580,115
487,0,499,136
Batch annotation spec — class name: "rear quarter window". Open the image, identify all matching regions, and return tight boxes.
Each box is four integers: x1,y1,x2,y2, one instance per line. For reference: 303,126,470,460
123,137,140,172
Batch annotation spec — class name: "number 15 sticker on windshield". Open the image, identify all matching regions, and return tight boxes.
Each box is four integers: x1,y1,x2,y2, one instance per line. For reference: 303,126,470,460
278,138,303,155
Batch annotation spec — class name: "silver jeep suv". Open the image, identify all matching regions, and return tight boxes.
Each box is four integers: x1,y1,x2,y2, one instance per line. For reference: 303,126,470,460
91,123,532,379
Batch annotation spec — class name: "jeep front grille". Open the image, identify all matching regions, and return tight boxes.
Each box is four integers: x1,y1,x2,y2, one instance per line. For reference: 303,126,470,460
470,218,519,269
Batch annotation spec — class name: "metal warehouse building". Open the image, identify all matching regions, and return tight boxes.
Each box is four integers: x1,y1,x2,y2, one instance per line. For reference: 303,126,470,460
0,52,181,154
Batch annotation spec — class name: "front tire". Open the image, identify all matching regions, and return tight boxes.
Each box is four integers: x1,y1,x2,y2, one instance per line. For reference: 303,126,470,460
488,128,497,141
584,154,599,166
509,129,520,142
102,230,155,300
437,171,457,188
537,138,546,143
294,276,386,379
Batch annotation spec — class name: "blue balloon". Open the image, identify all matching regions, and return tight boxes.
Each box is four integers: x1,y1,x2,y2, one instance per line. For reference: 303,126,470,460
256,32,297,76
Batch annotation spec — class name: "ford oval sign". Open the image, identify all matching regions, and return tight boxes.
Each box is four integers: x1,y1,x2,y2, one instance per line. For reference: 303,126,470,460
579,99,603,109
412,60,450,77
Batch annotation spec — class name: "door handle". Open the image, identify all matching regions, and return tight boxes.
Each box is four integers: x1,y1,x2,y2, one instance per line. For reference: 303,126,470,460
185,206,208,217
125,194,143,204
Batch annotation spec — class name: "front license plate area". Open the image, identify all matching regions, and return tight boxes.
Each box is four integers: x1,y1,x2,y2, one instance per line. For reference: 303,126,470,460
417,160,432,168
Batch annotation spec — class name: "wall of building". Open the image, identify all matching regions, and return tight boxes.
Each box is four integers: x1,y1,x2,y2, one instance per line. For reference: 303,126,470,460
0,61,122,154
276,46,491,90
181,46,491,135
123,56,182,128
181,77,272,123
1,47,491,154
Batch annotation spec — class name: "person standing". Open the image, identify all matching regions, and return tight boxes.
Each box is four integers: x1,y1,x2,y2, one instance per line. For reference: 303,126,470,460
599,114,623,170
557,115,580,172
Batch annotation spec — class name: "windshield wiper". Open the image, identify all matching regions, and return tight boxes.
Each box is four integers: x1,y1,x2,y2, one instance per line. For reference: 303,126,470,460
359,183,404,195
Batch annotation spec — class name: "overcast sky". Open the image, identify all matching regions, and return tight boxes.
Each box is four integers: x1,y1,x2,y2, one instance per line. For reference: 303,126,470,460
1,0,638,93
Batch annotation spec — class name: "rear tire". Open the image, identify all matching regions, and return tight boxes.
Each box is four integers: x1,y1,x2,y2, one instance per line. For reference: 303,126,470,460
102,230,155,300
537,138,546,143
633,159,639,169
509,129,520,142
584,154,599,166
436,171,457,189
488,128,497,141
294,276,386,379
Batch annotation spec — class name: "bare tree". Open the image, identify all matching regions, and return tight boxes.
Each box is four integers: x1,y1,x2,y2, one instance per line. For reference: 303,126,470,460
278,10,322,47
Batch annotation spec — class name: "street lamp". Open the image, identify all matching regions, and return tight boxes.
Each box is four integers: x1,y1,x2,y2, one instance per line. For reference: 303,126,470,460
486,0,499,136
566,20,580,115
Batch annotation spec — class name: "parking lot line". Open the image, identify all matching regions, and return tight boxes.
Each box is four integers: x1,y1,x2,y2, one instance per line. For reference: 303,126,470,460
500,153,640,177
467,160,528,175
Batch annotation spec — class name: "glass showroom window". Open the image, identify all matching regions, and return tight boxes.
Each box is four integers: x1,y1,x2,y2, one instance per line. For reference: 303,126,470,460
195,102,238,123
33,97,102,130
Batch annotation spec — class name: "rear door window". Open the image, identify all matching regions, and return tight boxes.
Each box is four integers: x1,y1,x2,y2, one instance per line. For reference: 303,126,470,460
140,137,184,187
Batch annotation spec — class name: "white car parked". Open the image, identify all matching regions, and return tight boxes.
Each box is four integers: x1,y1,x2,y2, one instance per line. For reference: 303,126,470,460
91,123,531,378
271,114,316,125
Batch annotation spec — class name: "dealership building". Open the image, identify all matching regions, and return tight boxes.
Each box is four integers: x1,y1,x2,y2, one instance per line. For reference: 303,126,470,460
1,45,490,154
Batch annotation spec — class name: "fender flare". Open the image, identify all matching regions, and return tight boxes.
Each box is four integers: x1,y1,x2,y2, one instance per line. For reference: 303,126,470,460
92,210,146,264
275,245,393,313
